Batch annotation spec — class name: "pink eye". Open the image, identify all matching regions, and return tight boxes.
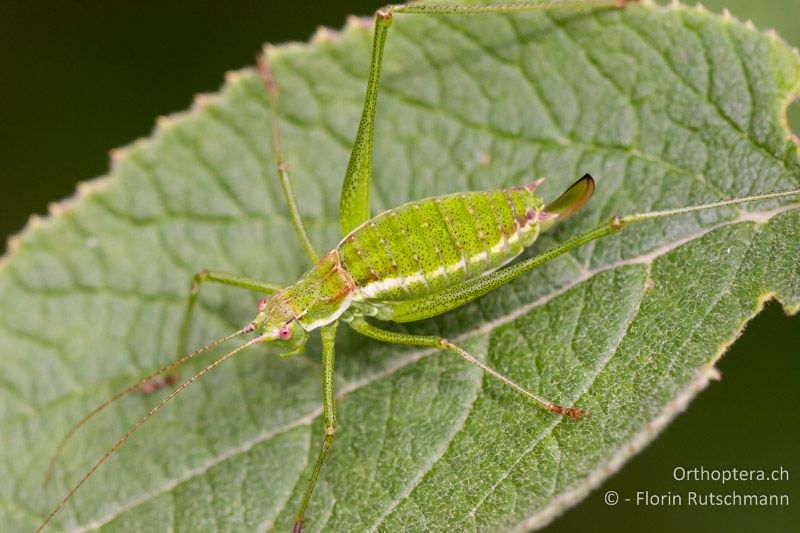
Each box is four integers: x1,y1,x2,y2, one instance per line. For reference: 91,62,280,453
257,298,267,311
278,326,293,340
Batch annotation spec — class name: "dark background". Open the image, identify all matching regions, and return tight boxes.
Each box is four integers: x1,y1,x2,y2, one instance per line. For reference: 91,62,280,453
1,1,797,531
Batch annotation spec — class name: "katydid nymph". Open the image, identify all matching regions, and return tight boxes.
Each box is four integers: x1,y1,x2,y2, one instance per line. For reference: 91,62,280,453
37,1,800,532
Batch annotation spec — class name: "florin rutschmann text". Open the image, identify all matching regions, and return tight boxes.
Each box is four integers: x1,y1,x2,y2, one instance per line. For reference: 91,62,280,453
602,466,790,508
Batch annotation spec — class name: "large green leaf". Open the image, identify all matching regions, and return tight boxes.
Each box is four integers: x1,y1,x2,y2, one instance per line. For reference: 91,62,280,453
2,1,799,531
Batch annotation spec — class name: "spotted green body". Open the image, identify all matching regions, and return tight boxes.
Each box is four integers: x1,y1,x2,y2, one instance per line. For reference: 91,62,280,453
275,182,547,331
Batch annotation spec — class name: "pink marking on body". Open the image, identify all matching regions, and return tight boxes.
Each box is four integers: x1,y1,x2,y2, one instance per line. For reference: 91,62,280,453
257,298,268,311
526,178,545,192
327,284,356,303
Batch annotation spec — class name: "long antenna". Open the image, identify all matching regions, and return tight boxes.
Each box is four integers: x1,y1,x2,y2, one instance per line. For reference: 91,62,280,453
42,325,255,487
622,187,800,223
557,186,800,266
37,332,263,533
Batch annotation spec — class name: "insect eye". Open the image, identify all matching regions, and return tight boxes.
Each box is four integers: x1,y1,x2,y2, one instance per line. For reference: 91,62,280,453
278,326,293,340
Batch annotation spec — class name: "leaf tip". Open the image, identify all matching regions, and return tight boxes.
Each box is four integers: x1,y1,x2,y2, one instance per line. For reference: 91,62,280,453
224,69,244,85
155,114,178,130
192,92,213,111
704,365,722,382
109,147,127,163
27,213,44,229
312,25,340,44
47,201,67,217
76,179,105,198
6,234,20,253
346,14,373,32
766,26,778,39
261,43,278,64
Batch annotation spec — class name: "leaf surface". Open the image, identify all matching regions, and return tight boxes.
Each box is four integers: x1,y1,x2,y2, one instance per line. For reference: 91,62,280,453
2,1,799,531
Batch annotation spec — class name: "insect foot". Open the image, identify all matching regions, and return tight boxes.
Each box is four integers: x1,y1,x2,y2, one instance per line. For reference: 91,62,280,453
377,5,394,25
548,403,590,421
138,374,177,393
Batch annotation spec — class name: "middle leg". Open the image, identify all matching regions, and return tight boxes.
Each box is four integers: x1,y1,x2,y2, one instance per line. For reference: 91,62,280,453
294,322,339,533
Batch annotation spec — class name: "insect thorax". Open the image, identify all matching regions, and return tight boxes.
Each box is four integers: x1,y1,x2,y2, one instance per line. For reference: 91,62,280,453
281,251,357,330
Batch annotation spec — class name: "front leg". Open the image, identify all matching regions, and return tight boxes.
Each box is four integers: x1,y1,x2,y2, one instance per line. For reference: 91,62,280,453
260,55,320,263
294,322,339,533
144,269,282,392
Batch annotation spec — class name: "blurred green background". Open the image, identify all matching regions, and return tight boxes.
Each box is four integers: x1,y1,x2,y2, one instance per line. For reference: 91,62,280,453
1,1,797,531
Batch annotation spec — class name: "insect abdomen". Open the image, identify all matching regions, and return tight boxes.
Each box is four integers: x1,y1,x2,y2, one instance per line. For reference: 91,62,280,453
337,184,545,302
